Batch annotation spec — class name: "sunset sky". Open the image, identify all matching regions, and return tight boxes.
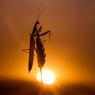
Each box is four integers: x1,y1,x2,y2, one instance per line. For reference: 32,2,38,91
0,0,95,85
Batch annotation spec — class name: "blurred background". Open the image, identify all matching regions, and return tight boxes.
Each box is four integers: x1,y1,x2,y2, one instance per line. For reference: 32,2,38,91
0,0,95,95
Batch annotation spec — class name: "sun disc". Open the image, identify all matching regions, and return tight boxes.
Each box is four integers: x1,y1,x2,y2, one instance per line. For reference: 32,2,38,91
37,69,55,84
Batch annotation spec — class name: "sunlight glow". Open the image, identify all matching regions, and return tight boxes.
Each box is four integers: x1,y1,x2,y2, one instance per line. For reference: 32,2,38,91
37,69,55,84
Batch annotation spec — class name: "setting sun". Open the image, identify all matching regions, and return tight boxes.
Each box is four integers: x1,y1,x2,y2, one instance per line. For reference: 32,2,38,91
36,69,56,84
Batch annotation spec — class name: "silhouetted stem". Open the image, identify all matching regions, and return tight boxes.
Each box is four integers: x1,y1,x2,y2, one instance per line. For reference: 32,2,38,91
40,67,44,95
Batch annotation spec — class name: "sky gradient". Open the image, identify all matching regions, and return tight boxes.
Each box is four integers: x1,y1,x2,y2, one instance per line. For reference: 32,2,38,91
0,0,95,85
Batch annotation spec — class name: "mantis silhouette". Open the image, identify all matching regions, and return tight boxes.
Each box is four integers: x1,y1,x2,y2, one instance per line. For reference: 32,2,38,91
28,21,50,72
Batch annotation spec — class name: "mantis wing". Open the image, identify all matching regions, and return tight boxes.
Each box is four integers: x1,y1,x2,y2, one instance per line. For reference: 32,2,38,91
28,21,39,72
28,35,35,72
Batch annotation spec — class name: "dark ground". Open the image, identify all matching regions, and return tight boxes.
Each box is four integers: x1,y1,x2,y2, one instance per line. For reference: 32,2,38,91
0,79,95,95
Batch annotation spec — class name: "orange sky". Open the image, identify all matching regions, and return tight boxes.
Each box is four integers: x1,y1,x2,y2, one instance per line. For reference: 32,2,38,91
0,0,95,85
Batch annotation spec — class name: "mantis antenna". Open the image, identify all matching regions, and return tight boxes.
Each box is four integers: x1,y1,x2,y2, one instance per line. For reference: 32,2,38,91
36,2,46,21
